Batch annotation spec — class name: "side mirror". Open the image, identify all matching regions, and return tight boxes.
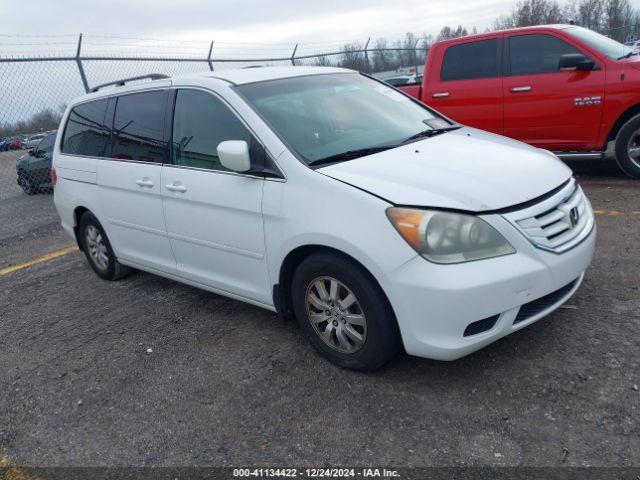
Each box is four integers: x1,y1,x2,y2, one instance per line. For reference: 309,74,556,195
217,140,251,173
559,53,595,71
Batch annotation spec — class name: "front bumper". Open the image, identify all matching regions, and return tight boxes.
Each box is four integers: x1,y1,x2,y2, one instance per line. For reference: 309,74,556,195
383,212,596,361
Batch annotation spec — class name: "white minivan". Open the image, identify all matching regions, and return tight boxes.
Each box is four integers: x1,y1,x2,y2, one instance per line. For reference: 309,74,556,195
53,67,596,371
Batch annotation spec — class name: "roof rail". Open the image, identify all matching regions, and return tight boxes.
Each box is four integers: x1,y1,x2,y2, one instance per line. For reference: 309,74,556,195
90,74,170,93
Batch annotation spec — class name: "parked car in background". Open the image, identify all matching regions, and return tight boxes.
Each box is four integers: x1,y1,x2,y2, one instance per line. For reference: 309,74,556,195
9,137,23,150
16,131,56,194
0,136,21,151
53,68,595,371
384,74,420,86
398,24,640,178
25,133,46,150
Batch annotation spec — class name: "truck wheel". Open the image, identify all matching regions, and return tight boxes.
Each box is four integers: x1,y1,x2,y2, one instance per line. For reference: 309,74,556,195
79,212,132,281
614,114,640,179
290,252,401,371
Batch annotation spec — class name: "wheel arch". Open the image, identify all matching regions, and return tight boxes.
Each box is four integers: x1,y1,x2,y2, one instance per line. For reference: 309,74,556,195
72,206,91,251
274,244,400,335
605,103,640,147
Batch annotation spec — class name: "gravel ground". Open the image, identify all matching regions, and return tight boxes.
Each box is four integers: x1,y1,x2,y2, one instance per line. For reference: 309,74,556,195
0,153,638,469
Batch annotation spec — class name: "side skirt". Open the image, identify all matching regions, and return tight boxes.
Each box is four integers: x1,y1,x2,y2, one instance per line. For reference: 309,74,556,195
118,258,277,313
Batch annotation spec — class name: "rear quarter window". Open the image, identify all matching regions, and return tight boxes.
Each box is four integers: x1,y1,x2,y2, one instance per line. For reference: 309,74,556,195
37,133,55,153
61,99,110,157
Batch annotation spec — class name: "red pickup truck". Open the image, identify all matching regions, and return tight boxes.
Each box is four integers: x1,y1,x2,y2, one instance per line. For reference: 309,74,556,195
398,24,640,178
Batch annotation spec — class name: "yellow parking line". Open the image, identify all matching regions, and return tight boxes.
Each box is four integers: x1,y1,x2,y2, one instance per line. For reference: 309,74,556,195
0,246,77,276
593,210,640,216
0,455,42,480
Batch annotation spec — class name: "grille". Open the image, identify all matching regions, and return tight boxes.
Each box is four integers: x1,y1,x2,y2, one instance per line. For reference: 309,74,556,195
513,277,580,324
503,179,594,254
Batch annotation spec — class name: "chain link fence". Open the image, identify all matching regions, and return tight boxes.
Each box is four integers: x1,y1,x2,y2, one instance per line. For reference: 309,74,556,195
0,34,427,202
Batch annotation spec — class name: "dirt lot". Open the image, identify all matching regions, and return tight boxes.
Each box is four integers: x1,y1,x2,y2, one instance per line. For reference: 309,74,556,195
0,151,638,469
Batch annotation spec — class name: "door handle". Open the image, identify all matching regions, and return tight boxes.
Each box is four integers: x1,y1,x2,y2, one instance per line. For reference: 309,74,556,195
510,86,532,93
135,178,154,188
432,92,450,98
165,182,187,193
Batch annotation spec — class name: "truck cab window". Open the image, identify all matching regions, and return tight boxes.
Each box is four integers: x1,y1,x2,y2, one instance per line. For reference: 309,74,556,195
509,34,581,76
441,39,500,81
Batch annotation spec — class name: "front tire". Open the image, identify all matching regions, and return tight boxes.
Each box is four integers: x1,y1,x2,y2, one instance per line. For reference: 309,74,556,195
291,252,401,371
78,212,132,281
614,114,640,178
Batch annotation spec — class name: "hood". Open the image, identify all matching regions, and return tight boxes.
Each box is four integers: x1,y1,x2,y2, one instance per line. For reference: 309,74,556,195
318,127,572,212
624,58,640,71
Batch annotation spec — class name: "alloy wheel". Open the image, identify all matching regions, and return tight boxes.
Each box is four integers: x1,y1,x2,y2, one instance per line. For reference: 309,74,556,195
305,276,367,353
85,225,109,271
627,129,640,168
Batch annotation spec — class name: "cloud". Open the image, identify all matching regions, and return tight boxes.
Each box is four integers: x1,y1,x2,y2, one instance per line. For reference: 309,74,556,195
2,0,523,45
176,3,504,45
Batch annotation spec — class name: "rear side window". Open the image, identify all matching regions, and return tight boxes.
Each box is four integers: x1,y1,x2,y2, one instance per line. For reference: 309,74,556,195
37,133,55,153
61,99,110,157
112,90,168,163
509,34,581,76
441,39,500,81
172,89,252,172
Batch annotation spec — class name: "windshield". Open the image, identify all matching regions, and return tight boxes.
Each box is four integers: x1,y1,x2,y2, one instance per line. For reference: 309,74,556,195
236,73,449,164
565,26,633,59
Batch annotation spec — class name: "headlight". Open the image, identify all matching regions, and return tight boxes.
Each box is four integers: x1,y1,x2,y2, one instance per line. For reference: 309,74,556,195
386,207,515,264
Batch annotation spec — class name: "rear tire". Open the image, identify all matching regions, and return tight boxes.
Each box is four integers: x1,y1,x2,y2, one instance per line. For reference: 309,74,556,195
18,172,37,195
614,114,640,178
291,252,401,371
78,212,132,281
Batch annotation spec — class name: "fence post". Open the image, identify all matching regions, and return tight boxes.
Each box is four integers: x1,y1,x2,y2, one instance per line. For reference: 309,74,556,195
207,41,214,71
363,37,371,73
291,43,298,66
413,39,420,77
76,33,90,93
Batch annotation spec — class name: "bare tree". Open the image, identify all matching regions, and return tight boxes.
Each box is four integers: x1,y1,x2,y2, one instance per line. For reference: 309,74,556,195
495,0,638,40
437,25,469,40
371,38,393,72
396,32,419,67
604,0,634,41
0,106,65,137
495,0,565,29
339,43,368,72
310,55,333,67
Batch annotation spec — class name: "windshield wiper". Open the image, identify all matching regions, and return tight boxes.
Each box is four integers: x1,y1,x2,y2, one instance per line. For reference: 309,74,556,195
309,146,394,167
308,126,462,167
400,126,461,145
